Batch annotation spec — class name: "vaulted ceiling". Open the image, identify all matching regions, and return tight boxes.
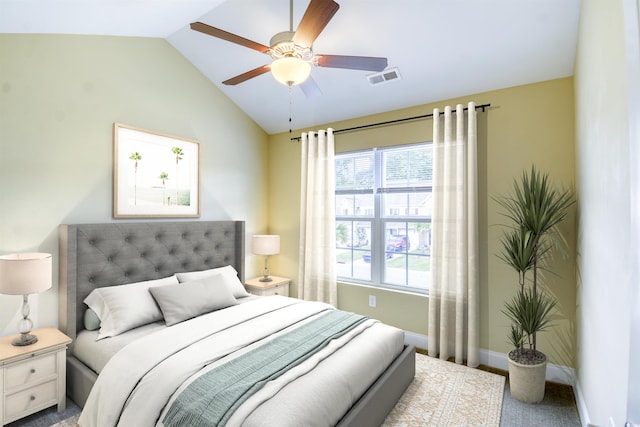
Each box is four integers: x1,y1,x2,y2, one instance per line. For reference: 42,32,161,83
1,0,581,134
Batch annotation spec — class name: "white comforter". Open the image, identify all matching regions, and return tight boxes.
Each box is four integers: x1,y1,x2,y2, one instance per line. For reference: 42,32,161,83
78,296,403,427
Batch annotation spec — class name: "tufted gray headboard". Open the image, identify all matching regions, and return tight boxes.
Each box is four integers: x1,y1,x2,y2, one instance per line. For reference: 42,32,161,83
58,221,245,345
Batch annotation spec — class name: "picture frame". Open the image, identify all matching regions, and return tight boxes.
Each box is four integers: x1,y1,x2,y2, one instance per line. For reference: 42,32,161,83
113,123,201,218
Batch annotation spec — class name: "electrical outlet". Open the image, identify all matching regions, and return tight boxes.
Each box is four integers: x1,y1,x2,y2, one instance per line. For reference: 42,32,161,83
368,295,376,308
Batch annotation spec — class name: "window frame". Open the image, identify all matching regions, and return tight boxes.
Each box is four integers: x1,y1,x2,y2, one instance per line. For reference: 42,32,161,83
335,142,432,295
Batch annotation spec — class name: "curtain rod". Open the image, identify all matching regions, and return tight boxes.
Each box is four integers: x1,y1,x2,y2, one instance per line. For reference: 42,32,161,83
290,103,491,141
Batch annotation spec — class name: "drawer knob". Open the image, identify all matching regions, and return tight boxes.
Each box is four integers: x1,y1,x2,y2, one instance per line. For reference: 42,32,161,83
30,395,36,401
30,368,36,374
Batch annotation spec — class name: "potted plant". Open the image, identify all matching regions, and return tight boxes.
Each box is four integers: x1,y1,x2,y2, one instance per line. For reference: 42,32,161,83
495,166,574,403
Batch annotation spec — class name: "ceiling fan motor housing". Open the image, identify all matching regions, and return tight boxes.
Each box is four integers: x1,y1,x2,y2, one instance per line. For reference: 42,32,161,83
269,31,313,60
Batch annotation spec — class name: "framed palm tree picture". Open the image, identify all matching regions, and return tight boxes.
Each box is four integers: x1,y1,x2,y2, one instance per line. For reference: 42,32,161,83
113,123,201,218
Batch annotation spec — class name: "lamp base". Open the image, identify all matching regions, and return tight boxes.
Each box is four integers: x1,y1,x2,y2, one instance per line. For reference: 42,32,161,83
12,332,38,346
259,276,273,282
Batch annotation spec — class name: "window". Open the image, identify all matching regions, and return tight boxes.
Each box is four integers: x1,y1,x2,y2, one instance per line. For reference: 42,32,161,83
335,143,432,294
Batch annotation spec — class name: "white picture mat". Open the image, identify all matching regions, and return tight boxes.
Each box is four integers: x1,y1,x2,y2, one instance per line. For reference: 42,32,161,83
113,123,200,217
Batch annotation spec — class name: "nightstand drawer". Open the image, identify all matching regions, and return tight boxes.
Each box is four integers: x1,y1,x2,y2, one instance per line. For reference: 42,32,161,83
4,379,57,421
262,283,288,296
245,276,291,297
5,353,56,389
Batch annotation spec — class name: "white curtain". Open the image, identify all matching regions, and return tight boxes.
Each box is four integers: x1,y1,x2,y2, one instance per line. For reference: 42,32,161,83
298,128,337,306
428,102,480,367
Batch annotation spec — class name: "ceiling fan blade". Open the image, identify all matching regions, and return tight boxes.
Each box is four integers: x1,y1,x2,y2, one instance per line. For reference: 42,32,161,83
293,0,340,48
300,76,322,99
316,54,388,72
222,64,271,85
190,22,270,54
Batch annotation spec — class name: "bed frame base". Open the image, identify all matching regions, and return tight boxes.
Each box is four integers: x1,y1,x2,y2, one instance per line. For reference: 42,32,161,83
337,344,415,427
67,356,97,409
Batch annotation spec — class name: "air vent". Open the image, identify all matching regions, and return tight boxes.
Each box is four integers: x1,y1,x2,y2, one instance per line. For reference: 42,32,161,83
367,67,401,86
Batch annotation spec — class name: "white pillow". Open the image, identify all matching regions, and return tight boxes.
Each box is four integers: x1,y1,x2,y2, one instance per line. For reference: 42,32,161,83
149,275,238,326
176,265,249,298
84,275,178,340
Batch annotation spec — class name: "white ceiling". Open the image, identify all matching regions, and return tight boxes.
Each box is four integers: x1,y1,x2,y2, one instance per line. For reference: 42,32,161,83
1,0,581,135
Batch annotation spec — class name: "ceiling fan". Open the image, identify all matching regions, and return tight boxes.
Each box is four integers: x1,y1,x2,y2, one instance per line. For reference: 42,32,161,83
190,0,388,96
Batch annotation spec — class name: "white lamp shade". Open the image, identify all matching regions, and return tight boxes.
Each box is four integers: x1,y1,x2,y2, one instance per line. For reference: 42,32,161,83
0,252,52,295
271,57,311,86
252,235,280,256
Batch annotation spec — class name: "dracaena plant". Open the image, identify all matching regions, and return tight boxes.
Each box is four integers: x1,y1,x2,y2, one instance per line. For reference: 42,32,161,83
495,166,574,359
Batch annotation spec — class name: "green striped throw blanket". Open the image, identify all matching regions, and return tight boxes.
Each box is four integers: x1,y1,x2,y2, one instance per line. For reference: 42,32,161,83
163,310,369,427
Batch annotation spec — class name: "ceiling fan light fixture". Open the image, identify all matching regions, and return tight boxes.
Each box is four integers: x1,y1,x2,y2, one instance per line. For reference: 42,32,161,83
271,57,311,86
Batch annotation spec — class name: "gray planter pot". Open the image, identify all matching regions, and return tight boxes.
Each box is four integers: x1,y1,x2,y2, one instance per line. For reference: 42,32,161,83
507,353,548,403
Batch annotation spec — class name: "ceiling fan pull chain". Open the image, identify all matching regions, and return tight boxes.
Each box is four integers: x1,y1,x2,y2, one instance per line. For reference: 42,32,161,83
288,83,293,134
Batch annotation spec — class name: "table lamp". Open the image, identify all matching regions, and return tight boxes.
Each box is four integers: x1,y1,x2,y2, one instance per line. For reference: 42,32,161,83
252,235,280,282
0,252,52,346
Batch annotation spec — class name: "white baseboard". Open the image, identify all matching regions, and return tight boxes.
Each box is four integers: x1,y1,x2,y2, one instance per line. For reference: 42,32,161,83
573,379,591,427
403,331,576,386
480,348,576,385
403,330,428,349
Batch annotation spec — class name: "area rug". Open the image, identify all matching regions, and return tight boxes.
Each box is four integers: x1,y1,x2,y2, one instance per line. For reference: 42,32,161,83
52,353,504,427
382,352,505,427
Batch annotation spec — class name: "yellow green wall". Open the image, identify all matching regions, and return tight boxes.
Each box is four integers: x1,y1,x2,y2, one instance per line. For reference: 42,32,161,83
0,34,270,336
268,77,576,366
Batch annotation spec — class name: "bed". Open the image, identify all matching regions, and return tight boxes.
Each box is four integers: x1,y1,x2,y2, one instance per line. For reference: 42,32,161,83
58,221,415,427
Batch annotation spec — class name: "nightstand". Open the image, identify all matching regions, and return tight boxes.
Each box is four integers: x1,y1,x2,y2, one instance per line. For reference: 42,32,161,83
0,328,72,426
245,276,291,297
